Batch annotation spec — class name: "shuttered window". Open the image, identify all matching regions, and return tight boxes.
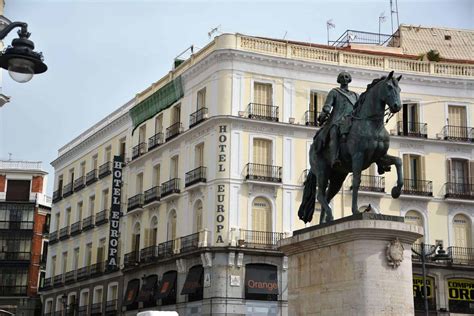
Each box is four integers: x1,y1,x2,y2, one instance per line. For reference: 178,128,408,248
253,82,272,105
402,154,425,181
6,180,30,202
453,214,472,248
405,210,424,243
197,88,206,109
309,91,327,113
252,197,272,232
195,200,203,233
171,156,179,179
167,211,177,241
253,139,272,165
155,115,163,134
448,105,467,127
195,143,204,167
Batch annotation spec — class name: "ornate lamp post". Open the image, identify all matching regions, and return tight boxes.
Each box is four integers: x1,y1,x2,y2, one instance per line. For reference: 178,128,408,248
0,16,47,83
412,243,451,316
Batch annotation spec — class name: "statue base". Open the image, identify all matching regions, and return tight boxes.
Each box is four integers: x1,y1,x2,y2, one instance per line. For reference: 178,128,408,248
278,213,423,316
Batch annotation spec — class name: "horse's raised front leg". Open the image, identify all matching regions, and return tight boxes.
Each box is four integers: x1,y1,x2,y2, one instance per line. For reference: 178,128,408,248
378,154,403,198
351,153,364,215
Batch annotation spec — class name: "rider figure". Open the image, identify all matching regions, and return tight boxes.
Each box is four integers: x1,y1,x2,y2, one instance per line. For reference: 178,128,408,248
317,72,359,168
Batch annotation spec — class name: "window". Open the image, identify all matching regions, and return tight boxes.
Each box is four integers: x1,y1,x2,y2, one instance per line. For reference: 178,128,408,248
77,202,83,222
45,300,53,314
65,207,71,226
194,200,203,233
253,82,272,105
85,243,92,266
108,283,118,300
167,210,177,241
51,255,56,276
80,291,89,311
97,238,106,264
453,214,472,248
403,154,426,191
92,155,98,170
136,173,143,194
405,210,424,243
155,114,163,134
309,91,327,114
0,234,31,259
170,156,179,179
69,168,75,184
119,138,126,160
447,159,469,184
105,146,112,163
153,164,161,186
57,175,63,192
150,217,158,247
197,88,206,109
80,161,86,177
252,197,272,232
195,143,204,167
55,213,60,231
62,252,68,274
102,189,109,210
173,104,181,124
448,105,467,127
5,180,30,201
399,103,421,134
89,196,95,216
94,287,103,304
73,248,80,271
139,124,146,144
132,223,141,252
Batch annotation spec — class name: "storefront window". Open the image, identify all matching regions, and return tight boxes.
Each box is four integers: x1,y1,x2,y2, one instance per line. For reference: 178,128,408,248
245,263,278,301
413,275,436,312
448,279,474,314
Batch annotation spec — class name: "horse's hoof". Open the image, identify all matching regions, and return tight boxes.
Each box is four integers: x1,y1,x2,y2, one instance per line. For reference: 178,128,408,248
391,186,401,198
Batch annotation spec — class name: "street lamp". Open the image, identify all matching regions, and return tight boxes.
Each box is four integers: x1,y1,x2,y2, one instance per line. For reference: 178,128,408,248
412,242,451,316
61,293,67,316
0,16,47,83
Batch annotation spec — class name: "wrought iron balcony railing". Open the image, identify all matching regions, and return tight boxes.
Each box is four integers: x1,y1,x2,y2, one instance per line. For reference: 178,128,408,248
74,176,85,192
349,175,385,192
82,215,94,231
70,221,82,236
95,209,108,226
77,266,91,281
245,163,282,183
180,232,200,253
161,178,180,198
52,189,62,203
140,245,158,264
0,285,27,296
42,277,52,290
401,179,433,196
166,122,182,141
91,302,103,315
59,226,70,240
90,261,105,276
53,274,64,287
442,125,474,142
132,142,147,160
144,186,160,205
65,271,76,284
0,251,31,261
127,194,144,212
157,240,175,259
445,182,474,200
105,299,118,312
98,161,111,178
304,110,321,127
189,107,208,128
86,169,98,185
49,231,58,244
62,182,73,197
247,102,279,122
185,166,207,187
448,246,474,265
124,251,140,268
78,305,88,316
397,121,428,138
148,132,164,151
239,229,285,250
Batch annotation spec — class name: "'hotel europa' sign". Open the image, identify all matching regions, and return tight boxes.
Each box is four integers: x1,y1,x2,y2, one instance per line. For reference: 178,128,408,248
107,156,123,270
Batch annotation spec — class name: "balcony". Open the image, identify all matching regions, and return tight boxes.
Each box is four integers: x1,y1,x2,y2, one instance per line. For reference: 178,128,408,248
42,223,50,235
132,142,147,160
42,277,52,290
144,186,160,205
53,274,64,287
140,245,158,264
180,232,200,253
73,176,85,192
65,271,76,284
185,166,207,187
91,303,103,315
0,221,34,230
0,251,31,261
304,110,320,127
148,132,164,151
77,266,91,281
82,215,95,231
189,107,208,128
98,161,111,178
95,209,109,226
105,299,118,313
157,240,175,259
166,122,182,141
442,125,474,142
78,305,88,316
52,189,62,203
349,175,385,193
445,182,474,200
247,103,279,122
124,251,140,268
86,169,98,185
401,179,433,196
0,285,27,296
245,163,282,183
49,231,58,244
448,246,474,265
70,221,82,236
62,182,73,197
59,226,70,240
396,121,428,138
90,261,105,276
127,194,144,212
238,229,285,250
161,178,180,198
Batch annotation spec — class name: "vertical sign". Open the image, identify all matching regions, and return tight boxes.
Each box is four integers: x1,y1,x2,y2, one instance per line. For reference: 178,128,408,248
107,155,123,270
215,125,228,244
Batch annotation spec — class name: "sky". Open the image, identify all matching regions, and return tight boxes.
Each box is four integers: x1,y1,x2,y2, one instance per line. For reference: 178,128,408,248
0,0,472,194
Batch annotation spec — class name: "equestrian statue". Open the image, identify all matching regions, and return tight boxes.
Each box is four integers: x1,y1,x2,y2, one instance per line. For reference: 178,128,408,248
298,71,403,224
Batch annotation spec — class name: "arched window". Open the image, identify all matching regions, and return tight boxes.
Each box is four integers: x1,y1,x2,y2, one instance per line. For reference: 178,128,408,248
167,210,177,241
252,197,272,232
194,200,203,233
405,210,424,243
453,214,472,248
132,223,141,252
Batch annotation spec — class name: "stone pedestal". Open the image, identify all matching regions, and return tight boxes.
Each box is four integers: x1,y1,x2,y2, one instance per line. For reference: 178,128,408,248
278,213,423,316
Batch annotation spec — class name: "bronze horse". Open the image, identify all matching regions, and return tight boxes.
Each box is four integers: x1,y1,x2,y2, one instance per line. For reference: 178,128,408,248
298,71,403,224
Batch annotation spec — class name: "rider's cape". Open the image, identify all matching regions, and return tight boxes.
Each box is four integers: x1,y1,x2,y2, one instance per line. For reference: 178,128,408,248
314,88,359,153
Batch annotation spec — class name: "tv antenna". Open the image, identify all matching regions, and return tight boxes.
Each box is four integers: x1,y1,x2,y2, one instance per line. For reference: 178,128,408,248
390,0,400,34
208,25,221,39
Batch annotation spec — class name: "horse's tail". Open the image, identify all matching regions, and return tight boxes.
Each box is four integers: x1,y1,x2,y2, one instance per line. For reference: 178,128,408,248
298,170,317,223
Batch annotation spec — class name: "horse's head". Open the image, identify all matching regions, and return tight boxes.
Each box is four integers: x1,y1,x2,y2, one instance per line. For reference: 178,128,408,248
382,71,402,113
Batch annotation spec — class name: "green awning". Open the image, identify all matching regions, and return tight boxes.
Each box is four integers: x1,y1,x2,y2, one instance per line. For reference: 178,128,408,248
129,76,184,133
